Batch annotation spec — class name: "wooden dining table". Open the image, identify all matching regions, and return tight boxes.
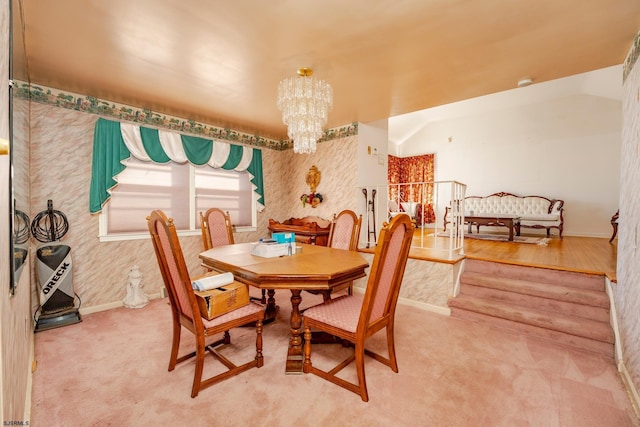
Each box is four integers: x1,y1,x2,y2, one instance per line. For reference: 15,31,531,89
199,242,369,374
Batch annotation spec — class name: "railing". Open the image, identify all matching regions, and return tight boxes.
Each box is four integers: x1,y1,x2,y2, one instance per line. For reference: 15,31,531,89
357,181,467,259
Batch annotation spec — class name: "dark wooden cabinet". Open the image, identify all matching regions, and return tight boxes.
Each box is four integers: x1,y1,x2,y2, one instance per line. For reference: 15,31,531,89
268,216,331,246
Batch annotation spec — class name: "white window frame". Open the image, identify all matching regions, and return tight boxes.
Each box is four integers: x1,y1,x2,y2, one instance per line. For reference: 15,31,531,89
98,160,257,242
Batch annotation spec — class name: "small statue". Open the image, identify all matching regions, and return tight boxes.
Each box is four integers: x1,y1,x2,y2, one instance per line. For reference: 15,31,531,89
123,265,149,309
305,165,321,194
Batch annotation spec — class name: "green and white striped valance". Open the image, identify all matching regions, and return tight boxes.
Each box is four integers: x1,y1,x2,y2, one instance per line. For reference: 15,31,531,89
89,118,264,213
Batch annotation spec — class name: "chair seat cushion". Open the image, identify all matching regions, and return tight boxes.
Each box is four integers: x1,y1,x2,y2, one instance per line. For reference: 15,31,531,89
202,302,264,328
303,294,363,333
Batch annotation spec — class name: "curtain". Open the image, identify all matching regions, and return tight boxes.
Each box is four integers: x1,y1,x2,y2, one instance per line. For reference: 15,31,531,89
387,154,436,223
89,118,264,213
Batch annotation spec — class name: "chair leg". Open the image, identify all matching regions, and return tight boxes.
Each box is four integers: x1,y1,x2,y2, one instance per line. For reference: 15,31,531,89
223,330,231,345
386,325,398,373
256,320,264,367
168,319,181,371
191,338,206,398
354,345,369,402
303,327,312,373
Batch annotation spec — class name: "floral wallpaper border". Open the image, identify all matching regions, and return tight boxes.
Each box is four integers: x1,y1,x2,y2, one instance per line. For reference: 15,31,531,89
623,30,640,83
13,81,358,151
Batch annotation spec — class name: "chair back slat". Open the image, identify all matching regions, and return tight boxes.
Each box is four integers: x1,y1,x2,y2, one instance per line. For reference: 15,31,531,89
370,227,404,320
359,214,413,330
148,210,198,323
328,210,362,251
201,208,234,250
156,223,193,319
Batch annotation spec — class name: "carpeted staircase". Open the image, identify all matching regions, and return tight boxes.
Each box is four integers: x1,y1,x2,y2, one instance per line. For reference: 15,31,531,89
448,259,614,358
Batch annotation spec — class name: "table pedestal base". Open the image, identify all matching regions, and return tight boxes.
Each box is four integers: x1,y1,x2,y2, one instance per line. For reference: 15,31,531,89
285,289,304,374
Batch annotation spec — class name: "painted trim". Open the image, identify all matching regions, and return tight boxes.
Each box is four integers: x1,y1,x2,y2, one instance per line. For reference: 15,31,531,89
13,81,358,150
398,295,451,316
606,277,640,419
606,278,624,365
24,323,35,424
78,293,163,316
620,361,640,419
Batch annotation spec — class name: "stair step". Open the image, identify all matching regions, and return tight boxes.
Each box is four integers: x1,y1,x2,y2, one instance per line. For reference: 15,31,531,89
460,271,609,308
450,301,614,358
448,295,614,344
463,259,605,291
453,260,615,358
462,283,611,322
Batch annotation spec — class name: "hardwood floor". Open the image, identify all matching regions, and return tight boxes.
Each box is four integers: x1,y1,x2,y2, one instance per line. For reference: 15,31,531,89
403,230,618,282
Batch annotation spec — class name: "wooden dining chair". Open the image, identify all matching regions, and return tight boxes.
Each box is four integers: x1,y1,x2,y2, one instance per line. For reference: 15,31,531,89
302,213,414,402
147,210,264,398
327,209,362,252
200,207,234,250
306,210,362,301
200,207,267,304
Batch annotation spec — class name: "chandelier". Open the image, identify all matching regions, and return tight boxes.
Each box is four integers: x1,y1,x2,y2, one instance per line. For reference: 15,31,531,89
277,68,333,154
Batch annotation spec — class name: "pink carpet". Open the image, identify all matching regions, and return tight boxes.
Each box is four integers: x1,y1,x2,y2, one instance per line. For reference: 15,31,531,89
31,288,638,426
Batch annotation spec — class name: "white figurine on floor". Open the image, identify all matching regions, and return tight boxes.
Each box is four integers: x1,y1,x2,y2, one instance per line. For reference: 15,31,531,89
123,265,149,309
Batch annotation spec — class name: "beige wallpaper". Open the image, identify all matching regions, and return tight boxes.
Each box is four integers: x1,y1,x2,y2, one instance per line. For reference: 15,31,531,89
28,103,360,311
618,36,640,403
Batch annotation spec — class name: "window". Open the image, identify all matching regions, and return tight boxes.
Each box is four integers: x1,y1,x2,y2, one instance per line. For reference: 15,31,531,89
99,157,256,241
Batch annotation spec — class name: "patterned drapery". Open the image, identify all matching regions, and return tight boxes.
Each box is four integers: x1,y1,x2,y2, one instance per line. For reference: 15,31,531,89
388,154,436,224
89,118,264,213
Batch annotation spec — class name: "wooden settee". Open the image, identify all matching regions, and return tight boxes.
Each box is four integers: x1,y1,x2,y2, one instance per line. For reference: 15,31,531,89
268,216,331,246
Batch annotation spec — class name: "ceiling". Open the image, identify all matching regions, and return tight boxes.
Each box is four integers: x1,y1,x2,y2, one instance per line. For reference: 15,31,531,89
12,0,640,142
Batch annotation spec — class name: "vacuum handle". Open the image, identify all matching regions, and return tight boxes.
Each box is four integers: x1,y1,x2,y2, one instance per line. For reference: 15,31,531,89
47,199,56,241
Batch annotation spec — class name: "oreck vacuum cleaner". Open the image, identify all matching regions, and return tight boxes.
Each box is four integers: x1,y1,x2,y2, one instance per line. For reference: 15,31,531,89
32,200,82,332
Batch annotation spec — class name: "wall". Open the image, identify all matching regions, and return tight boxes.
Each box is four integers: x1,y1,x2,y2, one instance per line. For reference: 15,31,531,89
28,103,363,311
392,67,622,237
357,119,388,188
617,32,640,411
1,0,32,424
277,135,359,221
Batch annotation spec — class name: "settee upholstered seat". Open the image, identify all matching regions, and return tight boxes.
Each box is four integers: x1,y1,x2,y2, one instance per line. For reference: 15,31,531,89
444,192,564,237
